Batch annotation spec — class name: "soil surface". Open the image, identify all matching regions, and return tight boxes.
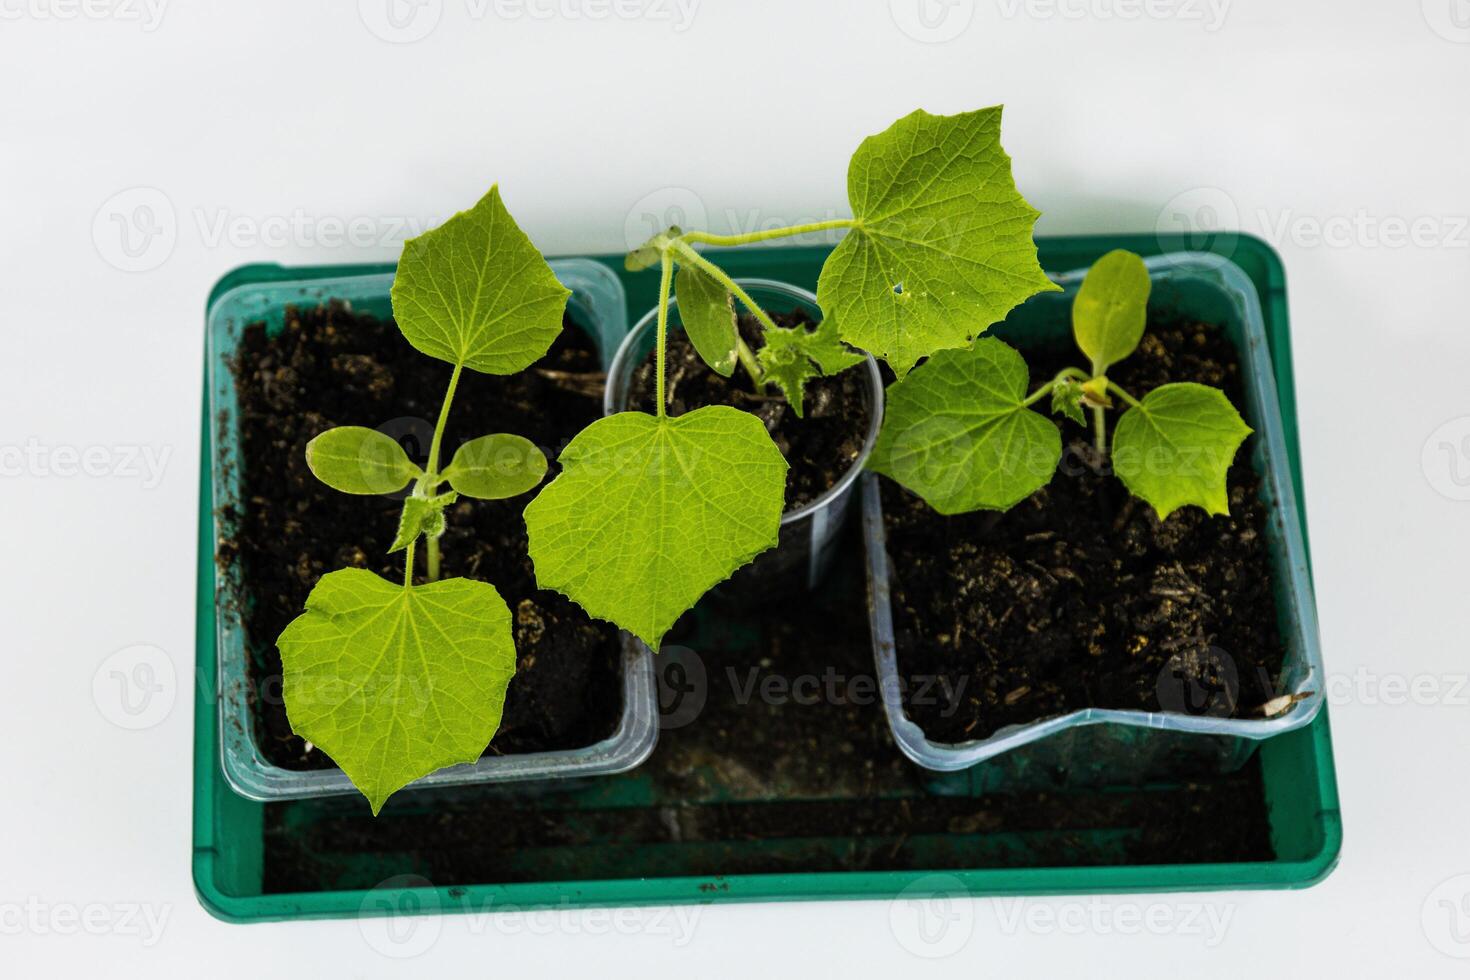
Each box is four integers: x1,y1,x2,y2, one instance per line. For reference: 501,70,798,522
223,299,623,770
883,317,1288,743
625,311,872,511
261,543,1272,891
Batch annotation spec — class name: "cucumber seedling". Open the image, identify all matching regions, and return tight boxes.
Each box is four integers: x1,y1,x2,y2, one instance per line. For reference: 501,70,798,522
276,186,570,813
525,106,1058,651
868,249,1253,519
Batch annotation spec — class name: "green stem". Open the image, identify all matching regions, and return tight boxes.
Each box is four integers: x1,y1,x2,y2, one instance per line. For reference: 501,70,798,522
679,219,855,249
671,241,781,340
425,362,463,480
410,362,463,584
1092,405,1108,457
1105,379,1143,409
403,539,416,589
655,250,673,418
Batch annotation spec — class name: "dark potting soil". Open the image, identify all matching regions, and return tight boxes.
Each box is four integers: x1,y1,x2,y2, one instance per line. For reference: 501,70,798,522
882,317,1288,744
261,541,1272,892
222,299,622,770
625,311,872,511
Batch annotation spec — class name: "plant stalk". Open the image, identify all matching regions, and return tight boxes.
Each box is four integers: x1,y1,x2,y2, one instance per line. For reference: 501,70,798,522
679,218,855,249
655,250,673,418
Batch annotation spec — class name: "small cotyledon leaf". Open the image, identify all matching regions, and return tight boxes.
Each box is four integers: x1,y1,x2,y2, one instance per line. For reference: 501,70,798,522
1073,248,1151,374
305,426,422,495
523,406,787,650
277,568,517,815
675,261,739,377
391,184,570,375
442,433,548,500
817,106,1059,378
868,337,1061,515
1112,382,1252,520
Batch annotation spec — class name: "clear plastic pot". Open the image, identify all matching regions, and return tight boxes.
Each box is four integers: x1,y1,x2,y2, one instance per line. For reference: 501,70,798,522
605,278,884,598
208,258,658,802
863,252,1326,786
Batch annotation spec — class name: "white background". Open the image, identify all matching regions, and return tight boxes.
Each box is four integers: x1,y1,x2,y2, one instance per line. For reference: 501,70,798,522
2,0,1468,975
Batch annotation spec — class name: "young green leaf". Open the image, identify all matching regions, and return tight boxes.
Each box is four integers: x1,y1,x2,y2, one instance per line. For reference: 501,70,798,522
1051,378,1086,426
391,184,570,375
756,338,821,417
868,338,1061,514
389,492,457,553
442,433,548,499
778,317,866,376
817,106,1058,378
674,262,739,377
278,569,517,814
755,319,866,417
1111,382,1252,520
524,407,787,650
1073,249,1151,374
305,426,421,495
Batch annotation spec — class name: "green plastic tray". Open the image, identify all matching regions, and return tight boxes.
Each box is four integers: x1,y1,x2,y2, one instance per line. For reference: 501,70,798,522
193,233,1341,923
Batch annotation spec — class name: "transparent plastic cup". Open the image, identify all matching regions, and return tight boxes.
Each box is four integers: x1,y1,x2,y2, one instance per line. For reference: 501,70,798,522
863,252,1325,786
208,258,657,802
605,278,884,598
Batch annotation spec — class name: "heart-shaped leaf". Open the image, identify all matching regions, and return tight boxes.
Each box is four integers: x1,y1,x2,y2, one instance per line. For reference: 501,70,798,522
1073,249,1151,374
868,338,1061,514
442,433,548,499
1112,382,1252,519
391,184,570,375
818,106,1058,378
305,426,421,495
278,569,517,814
524,407,787,649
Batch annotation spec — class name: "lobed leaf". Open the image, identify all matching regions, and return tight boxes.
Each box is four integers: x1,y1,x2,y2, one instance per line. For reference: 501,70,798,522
868,338,1061,514
674,261,739,377
305,426,421,496
524,407,787,649
1112,382,1252,520
277,569,517,814
1073,249,1151,374
756,338,821,417
755,319,865,417
442,433,548,500
817,106,1058,378
391,184,570,375
1051,379,1086,426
